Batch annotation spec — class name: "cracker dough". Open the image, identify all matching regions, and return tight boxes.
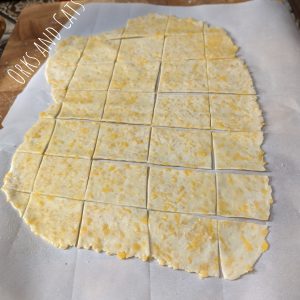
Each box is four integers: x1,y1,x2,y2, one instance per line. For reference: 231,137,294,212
24,193,83,249
213,131,266,171
46,119,99,159
166,16,203,35
102,91,155,124
149,211,219,278
207,58,256,94
3,152,42,193
34,156,91,200
86,161,148,207
163,34,204,61
159,60,208,93
218,220,269,280
149,127,212,168
51,89,66,103
153,93,210,129
148,167,216,214
39,103,62,119
78,202,150,261
59,90,107,121
210,94,263,131
217,173,272,220
1,188,30,216
17,118,55,154
94,123,151,162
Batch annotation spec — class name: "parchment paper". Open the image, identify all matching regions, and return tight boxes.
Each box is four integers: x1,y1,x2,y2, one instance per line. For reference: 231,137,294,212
0,1,300,299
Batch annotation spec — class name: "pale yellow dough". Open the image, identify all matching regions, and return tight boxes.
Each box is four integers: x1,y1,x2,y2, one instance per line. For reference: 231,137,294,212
149,127,212,168
24,194,83,249
59,90,106,121
207,58,256,94
213,131,266,171
78,202,150,261
218,220,269,280
153,93,210,129
17,118,55,154
166,16,203,35
94,123,150,162
46,119,99,159
86,161,148,208
159,60,208,93
149,211,219,278
102,91,155,125
34,156,91,200
110,62,160,92
148,167,216,214
51,89,66,103
210,94,263,131
217,173,272,220
163,34,204,61
39,103,61,119
1,188,30,216
3,152,42,193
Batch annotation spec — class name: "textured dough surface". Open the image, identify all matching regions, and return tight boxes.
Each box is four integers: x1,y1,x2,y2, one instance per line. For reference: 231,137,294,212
78,202,150,260
159,60,208,92
213,131,265,171
3,152,42,193
218,220,269,280
17,118,55,154
210,94,263,131
59,90,106,121
149,127,212,168
103,91,155,124
94,123,150,162
1,188,30,216
217,173,272,220
153,93,210,129
149,211,219,278
148,167,216,214
34,156,91,200
166,16,203,35
46,119,99,158
207,58,255,94
24,194,83,249
86,161,148,207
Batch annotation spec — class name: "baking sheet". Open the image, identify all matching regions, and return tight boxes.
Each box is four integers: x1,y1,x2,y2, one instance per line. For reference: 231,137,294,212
0,0,300,299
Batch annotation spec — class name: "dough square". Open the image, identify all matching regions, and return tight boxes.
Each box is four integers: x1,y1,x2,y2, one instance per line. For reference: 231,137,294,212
24,194,83,249
153,93,210,129
69,63,114,91
46,59,76,89
159,60,208,93
34,156,91,200
59,90,107,121
81,37,121,64
78,202,150,261
94,123,150,162
102,91,155,125
163,34,204,61
51,89,66,103
39,103,62,119
204,26,238,59
1,188,30,216
46,119,99,159
48,48,82,65
213,131,265,171
217,173,272,220
17,118,55,154
56,36,87,52
207,59,256,94
110,62,160,92
3,152,42,193
166,16,203,35
123,14,168,38
149,211,219,278
218,220,269,280
149,127,212,168
86,161,147,208
210,94,263,131
148,167,216,214
118,36,164,63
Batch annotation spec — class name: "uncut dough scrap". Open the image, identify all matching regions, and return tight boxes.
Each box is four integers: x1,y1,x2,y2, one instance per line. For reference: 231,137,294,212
2,14,271,281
